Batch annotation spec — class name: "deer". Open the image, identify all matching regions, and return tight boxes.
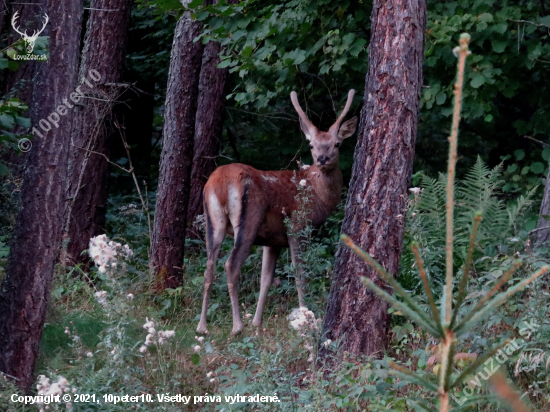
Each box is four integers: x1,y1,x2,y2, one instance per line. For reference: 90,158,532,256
196,90,357,334
11,11,49,54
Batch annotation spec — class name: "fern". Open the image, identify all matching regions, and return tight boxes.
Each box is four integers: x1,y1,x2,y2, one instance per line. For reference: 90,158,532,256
402,157,534,287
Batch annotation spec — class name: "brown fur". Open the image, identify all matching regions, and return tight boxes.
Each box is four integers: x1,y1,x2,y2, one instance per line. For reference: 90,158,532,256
197,90,357,334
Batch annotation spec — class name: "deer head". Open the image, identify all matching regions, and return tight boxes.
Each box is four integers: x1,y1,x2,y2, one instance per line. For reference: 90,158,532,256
291,89,358,171
11,11,49,54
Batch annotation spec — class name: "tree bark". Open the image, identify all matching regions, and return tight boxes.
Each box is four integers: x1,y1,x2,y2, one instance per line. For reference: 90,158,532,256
150,2,205,288
321,0,426,358
63,0,133,267
535,163,550,245
186,40,229,239
0,0,83,391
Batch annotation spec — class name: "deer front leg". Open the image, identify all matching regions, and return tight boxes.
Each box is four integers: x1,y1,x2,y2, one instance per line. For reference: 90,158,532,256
252,246,281,328
288,236,307,308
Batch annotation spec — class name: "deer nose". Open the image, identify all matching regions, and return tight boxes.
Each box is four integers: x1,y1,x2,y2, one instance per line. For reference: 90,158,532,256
317,155,329,165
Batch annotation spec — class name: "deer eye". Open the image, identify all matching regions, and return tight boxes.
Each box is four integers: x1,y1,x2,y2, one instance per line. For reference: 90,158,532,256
335,143,340,148
308,143,313,149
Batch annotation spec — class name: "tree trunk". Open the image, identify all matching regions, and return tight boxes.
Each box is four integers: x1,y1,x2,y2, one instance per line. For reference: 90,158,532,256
0,0,83,391
150,2,205,288
535,163,550,245
63,0,133,267
186,39,229,239
321,0,426,358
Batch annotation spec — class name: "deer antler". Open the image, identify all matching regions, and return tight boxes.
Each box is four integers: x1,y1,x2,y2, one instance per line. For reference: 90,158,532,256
328,89,355,134
290,91,316,132
11,11,28,38
30,13,49,39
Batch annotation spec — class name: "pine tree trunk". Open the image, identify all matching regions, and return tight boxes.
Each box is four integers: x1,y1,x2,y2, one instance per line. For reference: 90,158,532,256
150,2,205,288
536,163,550,245
63,0,133,267
0,0,83,391
321,0,426,358
186,39,229,239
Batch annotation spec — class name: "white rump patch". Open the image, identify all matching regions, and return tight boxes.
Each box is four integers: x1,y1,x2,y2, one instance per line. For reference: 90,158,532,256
208,193,225,230
227,185,242,228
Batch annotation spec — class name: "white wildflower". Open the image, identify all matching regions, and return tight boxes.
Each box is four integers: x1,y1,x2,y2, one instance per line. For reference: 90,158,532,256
193,345,201,353
36,375,71,404
162,330,176,338
409,187,421,195
210,378,216,383
245,313,253,319
143,318,154,330
323,339,332,348
147,327,155,335
206,372,214,378
139,345,148,353
299,179,307,187
196,336,204,343
94,291,107,306
127,293,134,300
86,352,93,358
145,334,154,346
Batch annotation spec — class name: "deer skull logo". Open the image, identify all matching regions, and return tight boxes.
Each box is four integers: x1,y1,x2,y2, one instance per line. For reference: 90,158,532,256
11,11,49,54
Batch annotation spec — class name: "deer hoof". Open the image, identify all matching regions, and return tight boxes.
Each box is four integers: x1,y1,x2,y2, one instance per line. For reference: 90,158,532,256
196,323,207,334
251,318,262,328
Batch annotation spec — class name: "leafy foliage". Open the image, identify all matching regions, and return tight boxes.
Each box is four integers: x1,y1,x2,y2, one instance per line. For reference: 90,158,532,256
402,157,536,290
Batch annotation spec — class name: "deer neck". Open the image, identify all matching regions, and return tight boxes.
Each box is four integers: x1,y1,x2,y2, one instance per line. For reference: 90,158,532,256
306,164,343,220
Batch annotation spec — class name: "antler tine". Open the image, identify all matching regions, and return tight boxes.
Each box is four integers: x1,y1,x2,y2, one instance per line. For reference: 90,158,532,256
329,89,355,133
11,11,27,37
290,91,315,130
34,14,49,38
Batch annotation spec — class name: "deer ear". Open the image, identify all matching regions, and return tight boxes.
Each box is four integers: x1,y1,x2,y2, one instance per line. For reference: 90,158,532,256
338,116,358,141
299,117,315,141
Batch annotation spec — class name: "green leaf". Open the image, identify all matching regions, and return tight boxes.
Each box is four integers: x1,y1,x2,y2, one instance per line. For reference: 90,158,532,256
530,162,544,174
0,114,15,129
542,147,550,161
478,13,494,23
0,162,9,176
470,74,485,88
187,0,205,8
436,92,446,105
514,149,525,161
241,46,253,58
15,116,31,128
191,353,200,365
491,39,507,53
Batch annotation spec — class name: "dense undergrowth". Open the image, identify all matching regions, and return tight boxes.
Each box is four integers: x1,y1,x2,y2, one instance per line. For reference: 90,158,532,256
1,149,550,411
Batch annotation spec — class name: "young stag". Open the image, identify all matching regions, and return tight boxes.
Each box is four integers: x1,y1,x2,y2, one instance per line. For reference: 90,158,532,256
197,90,357,334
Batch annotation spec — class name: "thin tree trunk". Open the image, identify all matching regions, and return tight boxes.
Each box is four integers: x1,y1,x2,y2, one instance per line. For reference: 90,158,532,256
63,0,133,267
150,2,205,288
0,0,83,391
535,163,550,245
186,40,229,239
321,0,426,358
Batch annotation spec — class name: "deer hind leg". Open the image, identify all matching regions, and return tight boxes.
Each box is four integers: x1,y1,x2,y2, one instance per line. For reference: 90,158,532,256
225,184,263,334
289,236,307,308
197,194,227,334
252,246,281,328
